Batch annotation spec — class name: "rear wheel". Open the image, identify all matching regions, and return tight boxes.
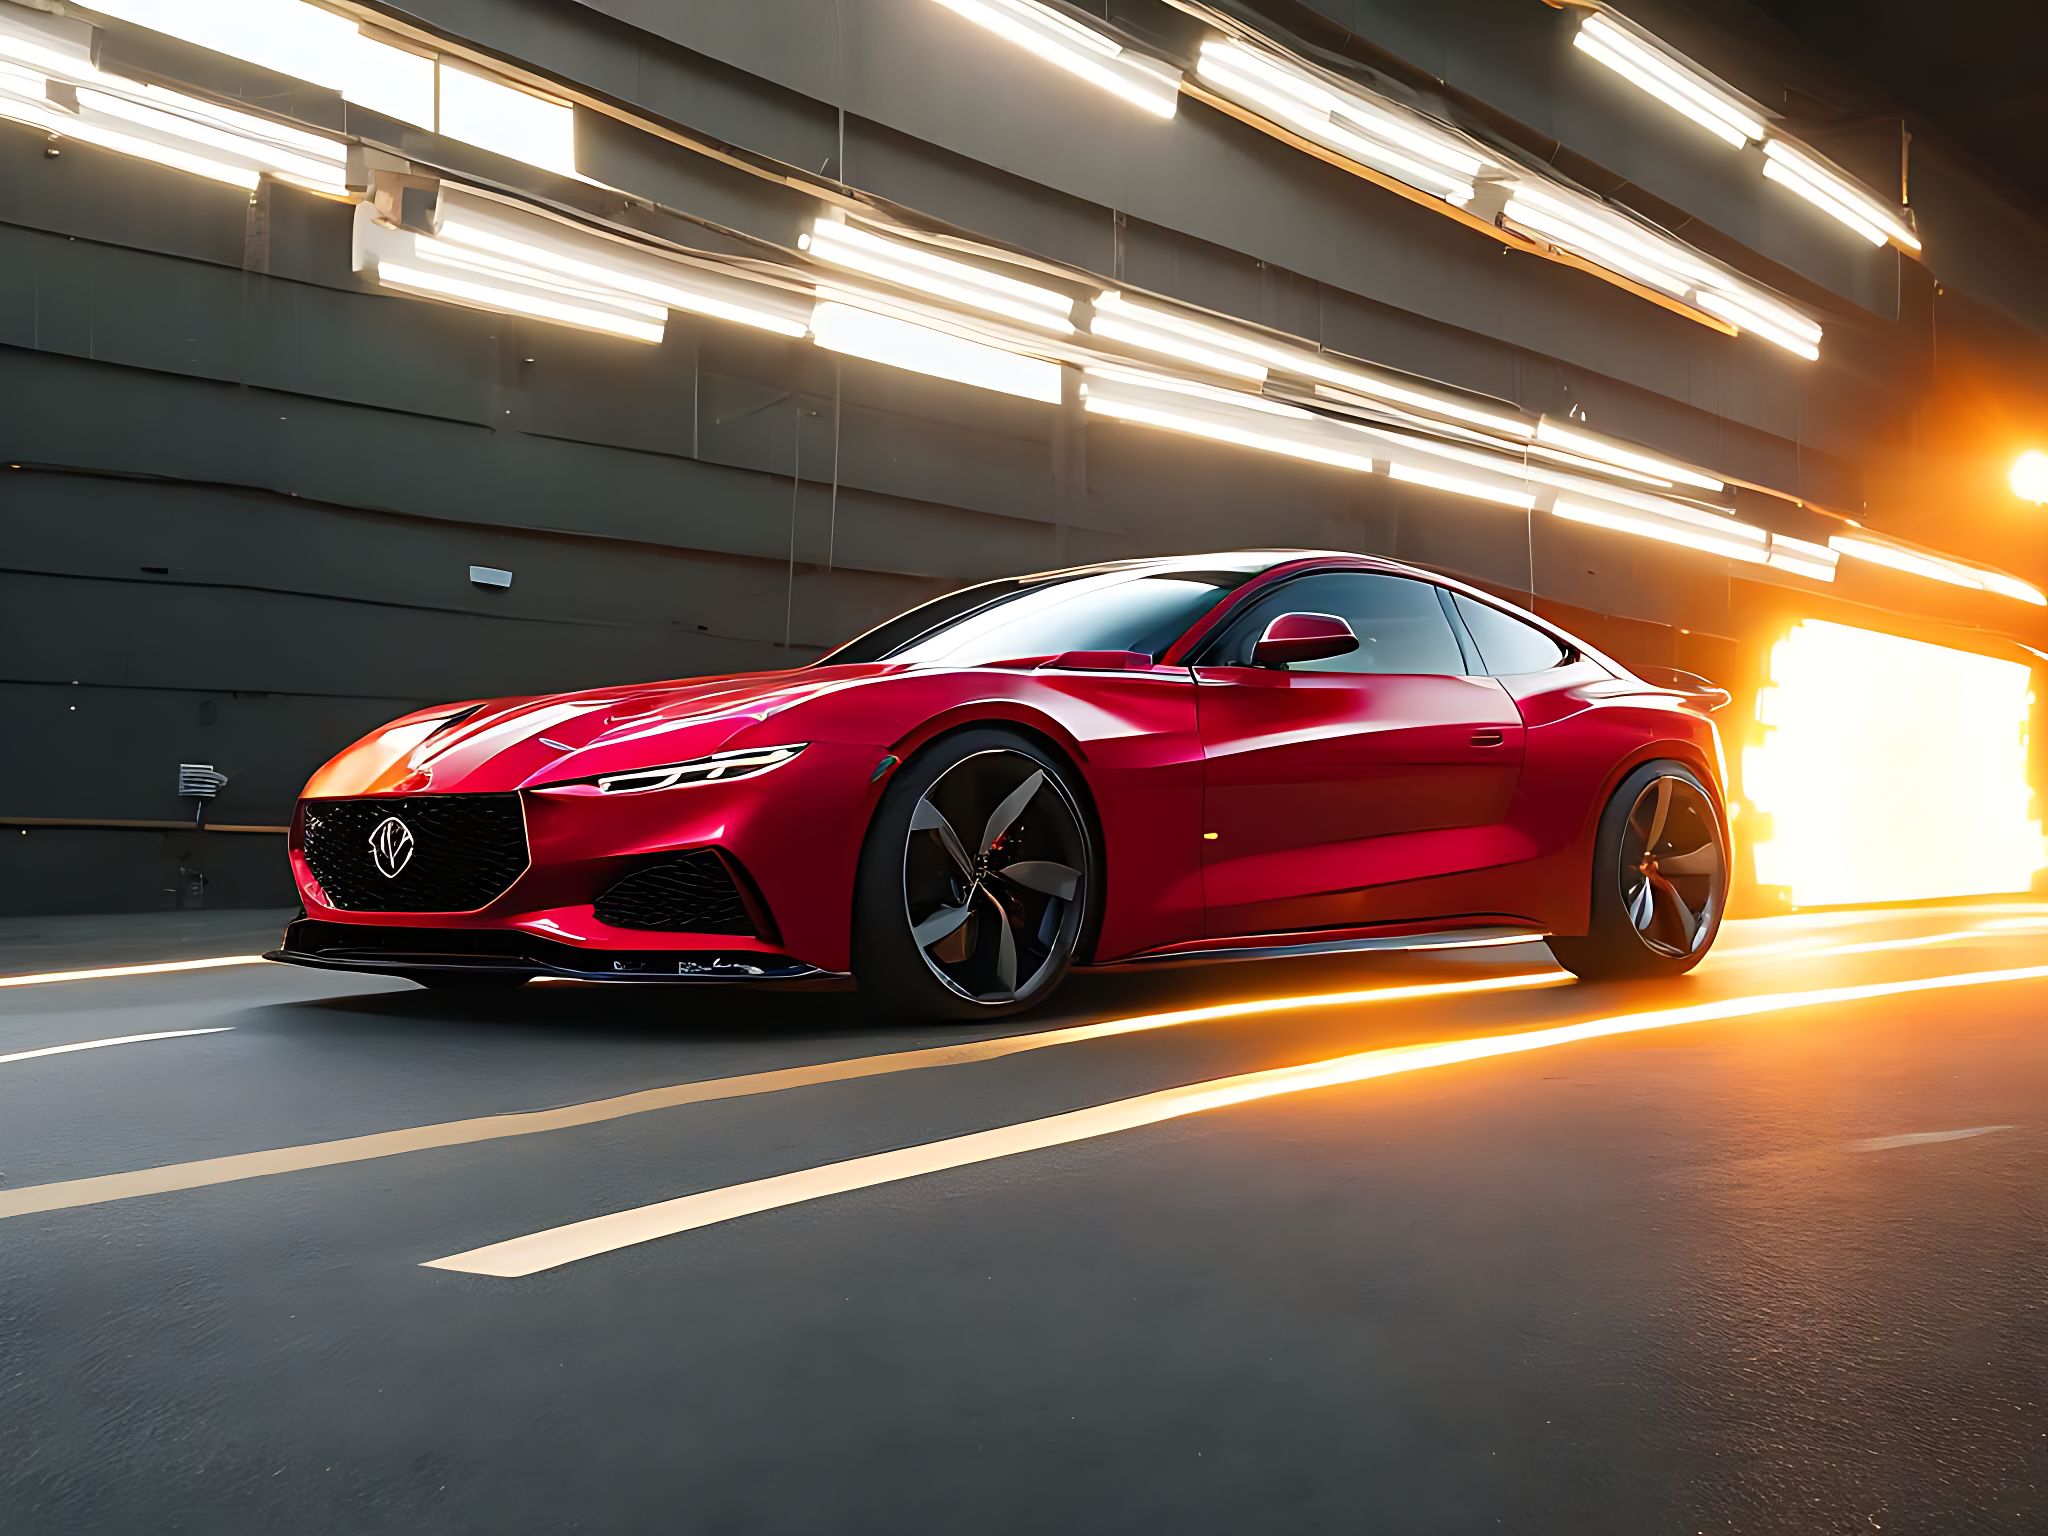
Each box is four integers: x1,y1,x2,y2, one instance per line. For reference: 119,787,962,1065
1546,761,1726,981
853,730,1094,1021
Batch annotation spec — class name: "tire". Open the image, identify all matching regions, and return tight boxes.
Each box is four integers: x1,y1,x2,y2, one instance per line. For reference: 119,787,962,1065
853,728,1095,1021
403,971,532,992
1546,759,1727,982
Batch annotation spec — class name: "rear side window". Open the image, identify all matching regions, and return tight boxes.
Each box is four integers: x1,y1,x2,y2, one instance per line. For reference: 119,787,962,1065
1205,572,1467,675
1453,595,1570,675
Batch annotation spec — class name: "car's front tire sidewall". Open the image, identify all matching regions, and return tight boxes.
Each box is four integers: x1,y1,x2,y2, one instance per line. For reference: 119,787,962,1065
852,729,1093,1022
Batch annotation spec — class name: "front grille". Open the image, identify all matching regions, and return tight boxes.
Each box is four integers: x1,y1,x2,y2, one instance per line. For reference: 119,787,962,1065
595,852,758,935
301,794,528,913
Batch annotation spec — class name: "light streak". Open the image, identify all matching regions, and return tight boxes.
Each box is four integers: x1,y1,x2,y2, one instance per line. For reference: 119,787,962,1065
427,962,2048,1276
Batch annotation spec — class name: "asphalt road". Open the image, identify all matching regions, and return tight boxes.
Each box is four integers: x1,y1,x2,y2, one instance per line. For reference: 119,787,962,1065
4,904,2048,1534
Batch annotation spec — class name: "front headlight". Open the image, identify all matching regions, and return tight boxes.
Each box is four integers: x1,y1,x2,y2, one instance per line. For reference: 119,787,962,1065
555,743,807,794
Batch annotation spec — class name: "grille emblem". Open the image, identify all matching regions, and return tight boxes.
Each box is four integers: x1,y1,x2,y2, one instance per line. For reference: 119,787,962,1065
367,815,416,878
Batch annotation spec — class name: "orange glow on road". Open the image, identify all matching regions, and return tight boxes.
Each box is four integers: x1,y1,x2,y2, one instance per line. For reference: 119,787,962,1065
1743,620,2045,906
429,958,2048,1275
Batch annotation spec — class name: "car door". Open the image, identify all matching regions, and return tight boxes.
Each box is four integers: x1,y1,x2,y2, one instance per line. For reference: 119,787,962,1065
1193,570,1527,938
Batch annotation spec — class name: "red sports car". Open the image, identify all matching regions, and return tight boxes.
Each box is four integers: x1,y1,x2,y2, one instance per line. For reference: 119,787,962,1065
270,551,1731,1016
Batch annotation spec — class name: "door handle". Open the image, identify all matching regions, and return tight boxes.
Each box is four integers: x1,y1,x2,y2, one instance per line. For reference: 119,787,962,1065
1470,728,1506,747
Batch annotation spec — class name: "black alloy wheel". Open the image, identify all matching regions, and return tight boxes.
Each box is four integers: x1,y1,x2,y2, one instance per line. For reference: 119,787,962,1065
1547,760,1727,981
854,730,1094,1019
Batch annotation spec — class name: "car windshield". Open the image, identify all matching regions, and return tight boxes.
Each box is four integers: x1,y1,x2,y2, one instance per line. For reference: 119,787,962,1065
821,566,1259,667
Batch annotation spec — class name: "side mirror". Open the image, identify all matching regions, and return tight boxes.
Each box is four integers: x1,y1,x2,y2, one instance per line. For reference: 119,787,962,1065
1252,612,1359,668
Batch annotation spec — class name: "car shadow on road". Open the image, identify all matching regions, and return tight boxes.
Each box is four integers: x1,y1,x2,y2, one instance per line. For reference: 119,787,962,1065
255,943,1599,1052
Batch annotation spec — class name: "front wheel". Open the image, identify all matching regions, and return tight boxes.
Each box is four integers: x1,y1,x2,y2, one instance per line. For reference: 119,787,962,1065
1546,761,1727,981
853,729,1095,1021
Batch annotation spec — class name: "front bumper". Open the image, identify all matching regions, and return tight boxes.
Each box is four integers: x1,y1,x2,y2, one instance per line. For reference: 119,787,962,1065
284,740,883,974
267,919,846,984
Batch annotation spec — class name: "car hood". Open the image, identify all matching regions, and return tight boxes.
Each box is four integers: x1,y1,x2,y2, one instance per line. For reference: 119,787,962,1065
302,663,898,797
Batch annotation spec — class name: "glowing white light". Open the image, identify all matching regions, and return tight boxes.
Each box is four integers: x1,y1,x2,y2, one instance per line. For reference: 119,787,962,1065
1552,499,1768,563
1573,16,1765,147
810,301,1063,402
802,220,1074,333
1762,140,1921,252
927,0,1182,118
1746,621,2044,904
1535,420,1725,492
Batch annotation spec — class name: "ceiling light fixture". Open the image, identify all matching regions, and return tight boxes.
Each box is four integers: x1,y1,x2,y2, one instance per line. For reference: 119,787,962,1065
1083,376,1380,473
1534,419,1724,492
802,219,1075,333
1829,534,2045,605
1761,141,1920,252
1552,499,1768,563
1194,37,1480,203
1764,534,1840,582
811,300,1064,402
435,192,811,336
1571,15,1765,149
927,0,1182,118
1387,461,1536,509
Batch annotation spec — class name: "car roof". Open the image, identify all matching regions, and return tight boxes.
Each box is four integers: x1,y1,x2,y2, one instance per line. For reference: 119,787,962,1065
1012,549,1407,582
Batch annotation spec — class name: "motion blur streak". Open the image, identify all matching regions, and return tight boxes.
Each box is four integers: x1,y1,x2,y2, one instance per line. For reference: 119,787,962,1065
0,1027,233,1067
428,961,2048,1277
1744,620,2044,906
0,955,266,989
0,971,1564,1221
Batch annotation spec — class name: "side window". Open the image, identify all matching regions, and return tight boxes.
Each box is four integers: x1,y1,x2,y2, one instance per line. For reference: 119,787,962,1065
1453,594,1570,675
1208,573,1467,676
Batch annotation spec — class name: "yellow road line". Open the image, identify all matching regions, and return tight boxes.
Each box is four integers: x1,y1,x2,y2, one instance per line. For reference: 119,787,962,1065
0,970,1566,1222
0,955,266,989
427,962,2048,1278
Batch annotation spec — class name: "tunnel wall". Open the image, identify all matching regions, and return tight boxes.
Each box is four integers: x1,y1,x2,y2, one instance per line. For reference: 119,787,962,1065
0,0,2042,914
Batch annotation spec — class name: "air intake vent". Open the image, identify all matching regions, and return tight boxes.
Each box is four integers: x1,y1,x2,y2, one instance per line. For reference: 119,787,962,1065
595,852,759,936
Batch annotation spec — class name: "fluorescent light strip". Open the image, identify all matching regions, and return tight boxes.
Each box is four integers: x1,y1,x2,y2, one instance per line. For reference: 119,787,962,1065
1084,387,1379,474
1762,141,1920,251
1831,535,2046,605
1389,461,1536,510
928,0,1182,118
0,89,259,187
1502,198,1692,296
1534,420,1723,492
1081,366,1311,417
1691,290,1821,361
406,239,669,316
802,220,1074,333
1311,380,1533,442
1095,293,1534,443
1507,183,1720,285
1199,39,1484,177
1765,535,1840,583
1573,31,1744,149
435,199,811,337
374,261,666,342
1554,500,1768,563
1089,311,1271,383
811,300,1062,402
75,0,436,128
1194,42,1476,202
79,86,346,193
1761,157,1886,245
1574,16,1764,147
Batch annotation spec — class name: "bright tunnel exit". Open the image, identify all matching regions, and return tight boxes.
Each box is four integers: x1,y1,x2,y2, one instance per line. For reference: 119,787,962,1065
1743,619,2046,906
